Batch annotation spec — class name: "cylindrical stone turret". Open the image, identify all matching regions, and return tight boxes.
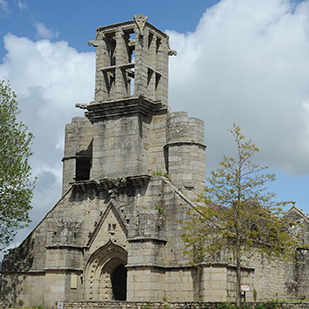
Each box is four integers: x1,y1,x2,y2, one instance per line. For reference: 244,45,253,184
166,111,206,197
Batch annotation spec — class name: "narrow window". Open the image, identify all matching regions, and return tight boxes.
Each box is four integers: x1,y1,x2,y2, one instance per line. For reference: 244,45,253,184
75,157,91,181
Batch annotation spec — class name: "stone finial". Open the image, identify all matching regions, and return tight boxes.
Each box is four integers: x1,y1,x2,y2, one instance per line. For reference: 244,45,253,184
134,14,148,35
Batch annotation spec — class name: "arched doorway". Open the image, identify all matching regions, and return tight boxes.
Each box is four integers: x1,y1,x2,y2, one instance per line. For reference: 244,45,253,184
84,240,127,301
111,264,127,300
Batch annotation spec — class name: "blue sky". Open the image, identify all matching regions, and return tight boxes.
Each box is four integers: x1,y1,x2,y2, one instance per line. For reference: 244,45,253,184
0,1,219,57
1,0,309,250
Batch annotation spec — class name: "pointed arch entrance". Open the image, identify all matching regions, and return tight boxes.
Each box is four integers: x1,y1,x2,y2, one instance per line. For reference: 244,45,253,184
111,264,127,300
84,240,128,301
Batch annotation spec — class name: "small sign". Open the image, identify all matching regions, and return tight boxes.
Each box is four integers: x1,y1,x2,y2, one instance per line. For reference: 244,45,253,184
71,273,78,289
57,301,64,309
241,284,250,292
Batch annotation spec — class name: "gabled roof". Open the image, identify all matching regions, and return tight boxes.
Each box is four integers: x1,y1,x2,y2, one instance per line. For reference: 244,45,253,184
86,199,128,248
286,204,309,223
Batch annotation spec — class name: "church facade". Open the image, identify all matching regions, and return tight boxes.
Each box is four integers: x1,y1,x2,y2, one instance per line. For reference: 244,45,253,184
1,15,309,308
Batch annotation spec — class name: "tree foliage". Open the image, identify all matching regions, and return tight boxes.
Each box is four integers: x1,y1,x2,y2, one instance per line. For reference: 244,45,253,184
0,80,35,250
182,123,300,306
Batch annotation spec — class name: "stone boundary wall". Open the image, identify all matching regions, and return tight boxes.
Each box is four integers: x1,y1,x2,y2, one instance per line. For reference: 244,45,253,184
2,301,309,309
46,301,309,309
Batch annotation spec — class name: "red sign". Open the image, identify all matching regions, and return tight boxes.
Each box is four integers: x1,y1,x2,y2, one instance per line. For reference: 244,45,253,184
241,284,250,292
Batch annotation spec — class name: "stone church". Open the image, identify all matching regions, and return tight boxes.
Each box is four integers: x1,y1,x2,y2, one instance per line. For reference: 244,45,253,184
1,15,309,308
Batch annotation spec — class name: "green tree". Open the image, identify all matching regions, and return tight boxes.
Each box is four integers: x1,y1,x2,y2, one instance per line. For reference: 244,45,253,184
0,80,35,250
182,123,299,306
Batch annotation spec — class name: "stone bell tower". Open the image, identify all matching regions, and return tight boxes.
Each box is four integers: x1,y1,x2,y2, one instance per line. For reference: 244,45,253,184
91,14,171,104
62,14,205,198
62,14,185,193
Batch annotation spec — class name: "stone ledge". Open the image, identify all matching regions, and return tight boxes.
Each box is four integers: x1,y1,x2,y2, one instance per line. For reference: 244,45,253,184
95,19,168,39
164,141,206,149
85,96,168,122
44,267,83,272
45,245,84,250
1,270,45,275
128,237,167,244
70,175,151,193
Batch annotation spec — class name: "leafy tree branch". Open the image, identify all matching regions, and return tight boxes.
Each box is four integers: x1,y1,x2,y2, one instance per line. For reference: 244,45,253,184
0,80,35,250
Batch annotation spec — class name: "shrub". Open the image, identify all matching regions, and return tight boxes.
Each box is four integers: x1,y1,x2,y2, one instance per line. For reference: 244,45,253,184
253,289,257,302
217,303,238,309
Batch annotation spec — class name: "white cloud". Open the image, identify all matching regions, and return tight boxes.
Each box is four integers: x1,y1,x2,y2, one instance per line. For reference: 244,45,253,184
34,22,59,40
167,0,309,176
18,1,27,11
0,0,8,13
0,34,95,234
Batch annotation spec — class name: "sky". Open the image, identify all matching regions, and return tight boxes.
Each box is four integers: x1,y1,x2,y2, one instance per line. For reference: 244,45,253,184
0,0,309,252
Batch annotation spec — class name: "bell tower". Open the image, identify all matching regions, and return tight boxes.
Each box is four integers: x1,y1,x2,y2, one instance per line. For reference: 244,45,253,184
78,15,174,180
62,15,204,197
89,14,171,104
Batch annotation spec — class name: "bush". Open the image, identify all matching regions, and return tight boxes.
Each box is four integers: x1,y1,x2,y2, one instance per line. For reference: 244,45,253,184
217,303,238,309
240,304,252,309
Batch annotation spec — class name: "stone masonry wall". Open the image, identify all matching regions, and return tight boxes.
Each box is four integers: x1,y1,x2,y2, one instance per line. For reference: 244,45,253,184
148,114,168,175
3,301,309,309
90,114,151,180
46,301,309,309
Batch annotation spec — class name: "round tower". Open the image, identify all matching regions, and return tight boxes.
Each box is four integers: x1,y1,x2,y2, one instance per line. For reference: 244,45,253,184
166,111,206,197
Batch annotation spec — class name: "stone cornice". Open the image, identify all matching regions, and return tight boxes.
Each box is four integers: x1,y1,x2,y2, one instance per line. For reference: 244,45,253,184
125,262,247,271
95,20,168,40
128,237,167,244
44,267,83,272
164,141,206,149
1,270,45,275
84,96,168,123
70,175,151,193
45,245,84,250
